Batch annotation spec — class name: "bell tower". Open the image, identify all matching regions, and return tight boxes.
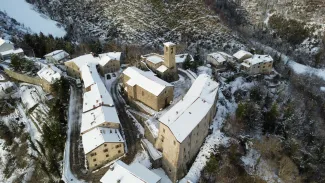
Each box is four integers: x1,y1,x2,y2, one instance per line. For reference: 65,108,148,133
163,42,176,69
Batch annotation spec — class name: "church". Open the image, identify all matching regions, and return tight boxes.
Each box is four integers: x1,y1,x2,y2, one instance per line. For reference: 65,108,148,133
141,42,179,82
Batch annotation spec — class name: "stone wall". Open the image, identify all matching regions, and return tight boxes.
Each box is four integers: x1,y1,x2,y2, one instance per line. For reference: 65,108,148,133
4,69,52,93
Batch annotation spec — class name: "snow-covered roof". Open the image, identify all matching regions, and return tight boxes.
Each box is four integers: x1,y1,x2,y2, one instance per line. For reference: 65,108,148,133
0,48,24,56
81,63,102,89
81,106,120,134
66,54,99,69
218,52,233,59
83,83,114,112
99,52,122,61
163,42,175,47
44,50,69,61
146,55,164,64
175,54,194,63
233,50,253,60
208,52,226,63
141,139,162,161
244,54,273,65
241,63,250,68
82,127,124,154
0,38,12,46
123,67,173,96
20,86,40,110
159,74,219,142
157,65,168,73
98,56,113,66
100,160,161,183
37,65,62,84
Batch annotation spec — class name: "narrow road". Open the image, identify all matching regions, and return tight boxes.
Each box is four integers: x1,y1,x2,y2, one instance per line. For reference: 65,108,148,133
110,77,139,163
62,85,85,183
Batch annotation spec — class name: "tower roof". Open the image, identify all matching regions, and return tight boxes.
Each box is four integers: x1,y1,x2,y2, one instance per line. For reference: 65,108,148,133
163,42,175,47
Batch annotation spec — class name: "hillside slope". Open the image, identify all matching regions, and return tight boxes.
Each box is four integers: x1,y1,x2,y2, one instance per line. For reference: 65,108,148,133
26,0,245,51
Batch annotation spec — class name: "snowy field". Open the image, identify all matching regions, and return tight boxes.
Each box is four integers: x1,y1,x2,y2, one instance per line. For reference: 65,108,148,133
0,0,66,37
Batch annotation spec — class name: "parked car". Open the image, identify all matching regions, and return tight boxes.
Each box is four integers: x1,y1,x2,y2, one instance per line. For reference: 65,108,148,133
106,74,111,80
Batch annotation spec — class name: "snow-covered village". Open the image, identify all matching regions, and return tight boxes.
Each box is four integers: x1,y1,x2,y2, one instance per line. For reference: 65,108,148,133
0,0,325,183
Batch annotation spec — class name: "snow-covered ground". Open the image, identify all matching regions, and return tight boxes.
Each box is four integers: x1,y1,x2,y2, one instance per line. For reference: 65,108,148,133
62,86,85,183
0,74,5,81
241,148,282,183
132,149,152,169
0,0,66,37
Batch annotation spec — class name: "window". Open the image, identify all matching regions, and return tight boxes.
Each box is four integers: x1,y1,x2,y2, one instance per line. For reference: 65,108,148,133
115,145,121,148
106,154,109,157
118,150,121,153
197,132,199,136
103,149,108,152
174,141,176,145
163,128,165,133
184,148,186,152
104,144,107,147
90,153,97,157
166,47,168,52
142,91,144,96
93,159,96,162
171,47,174,54
95,164,97,166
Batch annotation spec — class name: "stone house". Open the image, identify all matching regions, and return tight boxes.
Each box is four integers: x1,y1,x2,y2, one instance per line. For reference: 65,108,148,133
155,74,219,182
240,54,273,75
82,127,125,170
122,67,174,111
65,52,121,78
98,56,120,75
44,50,70,64
207,52,234,67
65,54,98,78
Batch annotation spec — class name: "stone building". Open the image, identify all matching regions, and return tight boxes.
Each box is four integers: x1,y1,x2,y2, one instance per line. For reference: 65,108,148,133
82,127,124,170
141,42,178,81
98,54,121,75
155,74,219,182
80,62,124,170
207,52,234,67
233,50,253,62
240,54,273,75
65,54,98,78
122,67,174,111
65,52,121,78
100,160,161,183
